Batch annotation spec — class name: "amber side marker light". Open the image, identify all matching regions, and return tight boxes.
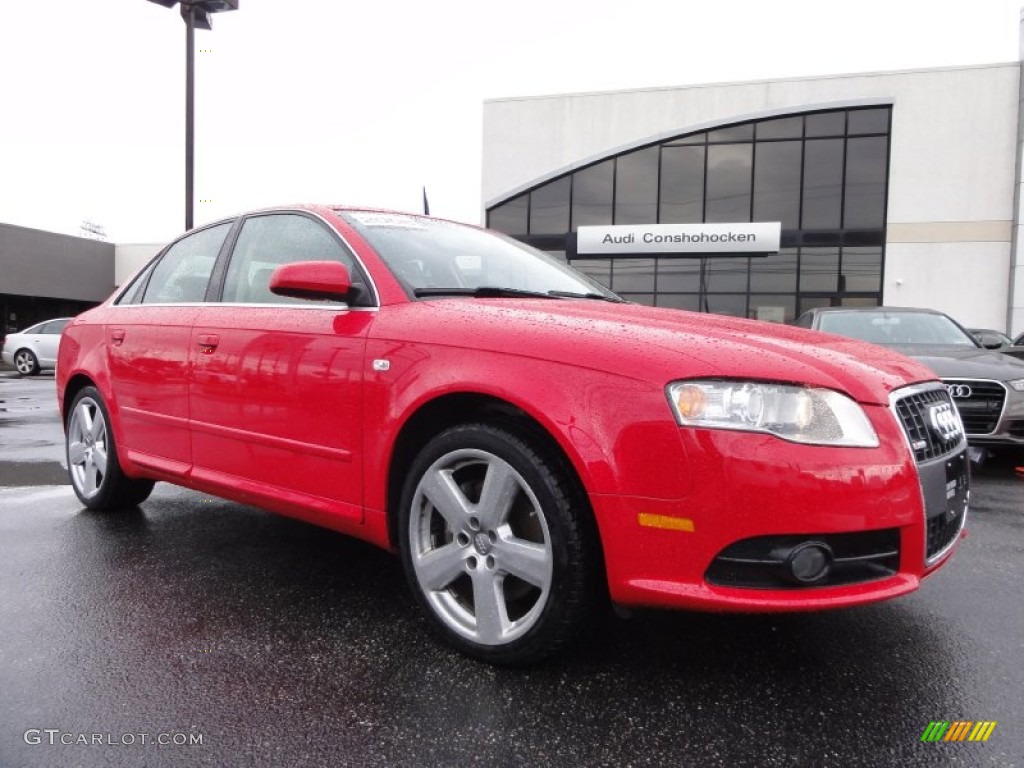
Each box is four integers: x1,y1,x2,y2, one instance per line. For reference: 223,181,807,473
638,513,695,532
671,384,707,419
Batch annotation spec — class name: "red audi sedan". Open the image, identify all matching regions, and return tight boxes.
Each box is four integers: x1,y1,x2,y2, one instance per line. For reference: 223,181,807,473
57,206,969,664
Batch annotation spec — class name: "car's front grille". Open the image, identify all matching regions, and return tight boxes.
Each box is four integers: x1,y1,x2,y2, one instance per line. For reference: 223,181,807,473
893,387,963,462
942,379,1006,435
927,504,966,559
705,529,901,590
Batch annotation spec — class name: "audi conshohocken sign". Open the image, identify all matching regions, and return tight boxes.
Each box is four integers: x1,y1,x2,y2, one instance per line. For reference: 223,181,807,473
575,222,782,257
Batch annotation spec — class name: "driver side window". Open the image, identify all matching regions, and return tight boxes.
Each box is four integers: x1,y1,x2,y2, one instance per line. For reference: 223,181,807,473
220,214,369,306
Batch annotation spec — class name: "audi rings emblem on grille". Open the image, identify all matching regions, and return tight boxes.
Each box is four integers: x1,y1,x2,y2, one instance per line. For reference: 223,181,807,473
928,402,962,441
946,383,972,399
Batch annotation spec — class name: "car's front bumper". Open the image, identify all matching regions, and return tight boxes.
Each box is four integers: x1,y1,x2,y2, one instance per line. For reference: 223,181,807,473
593,387,968,612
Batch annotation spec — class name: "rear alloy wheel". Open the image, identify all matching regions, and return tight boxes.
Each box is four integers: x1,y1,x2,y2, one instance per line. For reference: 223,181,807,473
67,386,154,510
399,423,595,665
13,349,40,376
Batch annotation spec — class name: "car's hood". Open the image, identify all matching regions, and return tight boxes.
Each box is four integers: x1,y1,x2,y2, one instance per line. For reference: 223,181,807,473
886,344,1024,380
381,299,937,405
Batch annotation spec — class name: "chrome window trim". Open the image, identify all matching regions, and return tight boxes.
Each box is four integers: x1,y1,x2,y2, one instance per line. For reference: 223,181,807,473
939,377,1009,437
107,302,379,312
110,208,384,309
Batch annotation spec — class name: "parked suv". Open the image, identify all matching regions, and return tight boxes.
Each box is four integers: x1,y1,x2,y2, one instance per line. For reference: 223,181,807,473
796,307,1024,456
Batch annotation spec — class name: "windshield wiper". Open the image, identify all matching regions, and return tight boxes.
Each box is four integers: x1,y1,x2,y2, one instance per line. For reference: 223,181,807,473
413,286,623,302
414,286,559,299
547,290,624,303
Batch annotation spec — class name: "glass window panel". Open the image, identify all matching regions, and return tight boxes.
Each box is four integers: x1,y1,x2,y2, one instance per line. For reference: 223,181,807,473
706,124,754,143
487,194,528,236
805,111,846,137
704,257,749,292
839,296,881,307
749,295,796,323
799,247,839,292
615,148,659,225
572,160,614,230
620,293,655,306
841,247,882,292
843,136,888,229
705,144,752,223
612,258,655,292
756,116,803,140
847,108,889,135
142,222,230,304
656,293,701,311
569,258,611,288
657,259,702,292
529,176,570,235
753,141,802,229
223,214,359,305
749,249,797,292
665,132,705,146
801,139,844,229
799,296,834,315
660,145,705,223
704,293,747,317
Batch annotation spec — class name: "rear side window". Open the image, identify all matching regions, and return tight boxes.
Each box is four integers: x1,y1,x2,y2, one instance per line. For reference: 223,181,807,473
141,222,231,304
220,214,369,306
39,319,69,334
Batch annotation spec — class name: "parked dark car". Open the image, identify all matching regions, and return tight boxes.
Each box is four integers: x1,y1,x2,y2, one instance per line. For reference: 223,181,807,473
796,307,1024,457
969,328,1024,361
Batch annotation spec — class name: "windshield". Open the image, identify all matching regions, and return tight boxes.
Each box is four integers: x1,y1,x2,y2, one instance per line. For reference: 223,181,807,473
340,211,619,300
817,311,978,346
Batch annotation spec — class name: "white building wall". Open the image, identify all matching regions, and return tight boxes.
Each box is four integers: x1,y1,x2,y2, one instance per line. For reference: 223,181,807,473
483,63,1021,331
114,243,164,288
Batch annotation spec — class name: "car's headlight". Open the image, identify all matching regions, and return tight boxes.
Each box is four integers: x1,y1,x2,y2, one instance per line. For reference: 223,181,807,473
1008,378,1024,392
666,379,879,447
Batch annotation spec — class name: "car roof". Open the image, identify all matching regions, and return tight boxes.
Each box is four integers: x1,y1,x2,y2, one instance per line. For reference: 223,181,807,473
808,306,946,315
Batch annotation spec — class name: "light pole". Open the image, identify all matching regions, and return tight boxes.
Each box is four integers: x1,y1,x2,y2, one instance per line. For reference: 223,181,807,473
146,0,239,231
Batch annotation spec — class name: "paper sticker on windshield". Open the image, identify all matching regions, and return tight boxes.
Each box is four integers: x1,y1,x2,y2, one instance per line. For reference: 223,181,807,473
347,212,428,229
456,254,482,271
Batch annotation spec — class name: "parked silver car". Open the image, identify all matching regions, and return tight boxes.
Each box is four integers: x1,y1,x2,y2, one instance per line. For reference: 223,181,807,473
1,318,71,375
795,307,1024,457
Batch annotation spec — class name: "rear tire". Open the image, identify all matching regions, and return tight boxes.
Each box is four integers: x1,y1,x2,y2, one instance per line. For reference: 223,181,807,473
14,349,40,376
66,386,155,510
398,423,596,665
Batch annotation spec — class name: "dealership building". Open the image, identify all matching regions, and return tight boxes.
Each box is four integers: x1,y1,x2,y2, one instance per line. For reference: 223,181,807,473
3,57,1024,337
482,59,1024,334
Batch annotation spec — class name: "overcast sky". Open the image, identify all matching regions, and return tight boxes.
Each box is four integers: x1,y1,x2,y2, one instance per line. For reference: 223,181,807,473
0,0,1022,244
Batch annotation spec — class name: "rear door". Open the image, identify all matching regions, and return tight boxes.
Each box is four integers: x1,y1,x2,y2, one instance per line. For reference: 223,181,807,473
107,221,233,478
34,319,70,366
189,212,374,521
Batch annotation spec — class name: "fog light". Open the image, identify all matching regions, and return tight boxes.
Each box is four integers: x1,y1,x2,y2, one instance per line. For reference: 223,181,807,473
785,541,833,584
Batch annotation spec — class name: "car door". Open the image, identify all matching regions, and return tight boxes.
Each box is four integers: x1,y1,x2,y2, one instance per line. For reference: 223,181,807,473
35,319,69,366
106,221,233,478
189,212,374,522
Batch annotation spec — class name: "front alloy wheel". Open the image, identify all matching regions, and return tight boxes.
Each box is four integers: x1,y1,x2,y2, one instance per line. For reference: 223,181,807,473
400,423,595,665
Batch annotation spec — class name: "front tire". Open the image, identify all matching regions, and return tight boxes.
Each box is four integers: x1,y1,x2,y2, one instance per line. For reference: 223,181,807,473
399,423,596,665
66,386,154,510
14,349,40,376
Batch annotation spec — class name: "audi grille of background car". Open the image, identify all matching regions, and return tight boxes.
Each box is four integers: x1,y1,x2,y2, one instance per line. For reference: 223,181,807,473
946,383,972,399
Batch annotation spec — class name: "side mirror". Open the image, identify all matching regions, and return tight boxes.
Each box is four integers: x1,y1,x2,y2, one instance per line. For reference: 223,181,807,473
269,261,352,302
981,340,1004,350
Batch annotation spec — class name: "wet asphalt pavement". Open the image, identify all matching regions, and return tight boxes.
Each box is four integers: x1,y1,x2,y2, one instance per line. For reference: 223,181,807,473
1,373,1022,767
